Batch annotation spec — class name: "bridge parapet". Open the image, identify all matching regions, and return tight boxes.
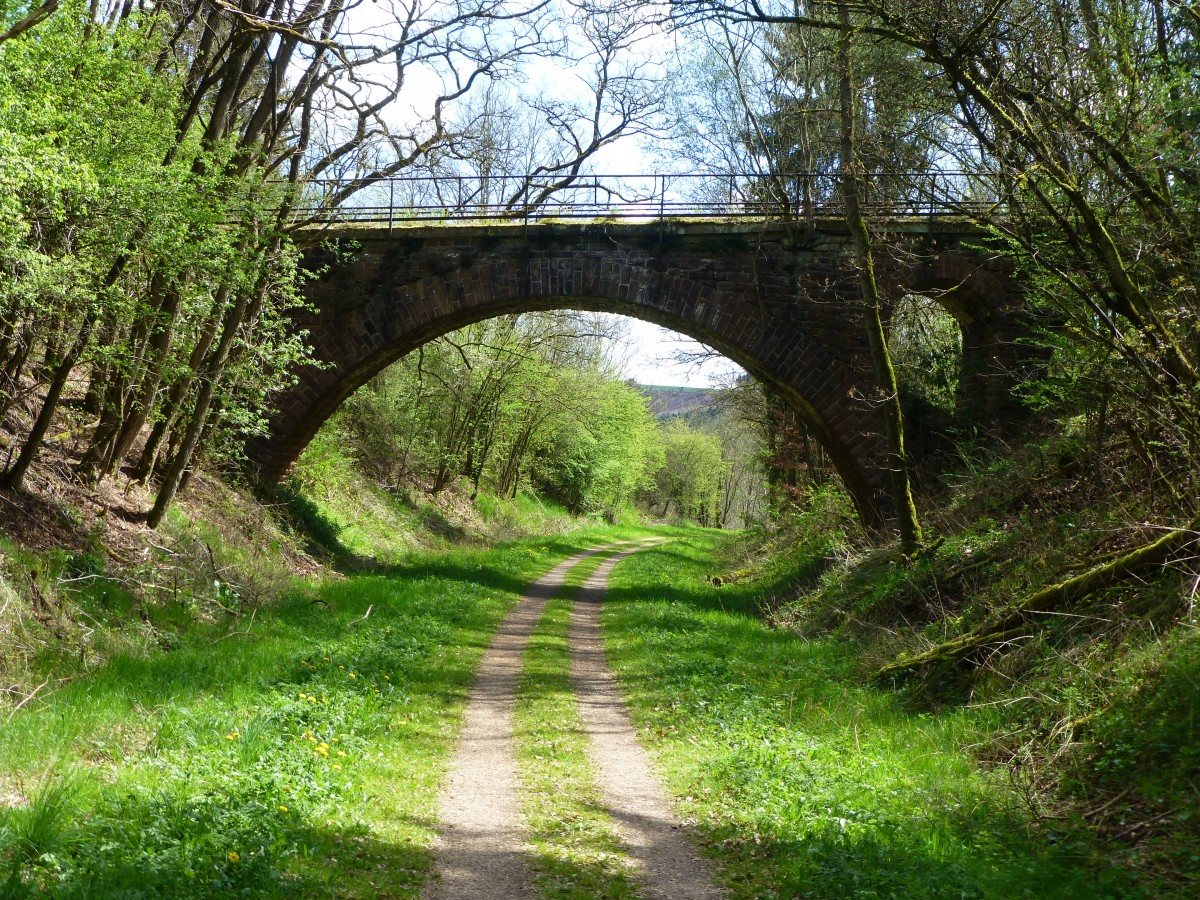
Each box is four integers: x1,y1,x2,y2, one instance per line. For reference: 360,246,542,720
286,171,997,227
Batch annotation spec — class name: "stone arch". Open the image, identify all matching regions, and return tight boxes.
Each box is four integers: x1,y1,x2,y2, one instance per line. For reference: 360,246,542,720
245,222,1032,531
903,251,1031,428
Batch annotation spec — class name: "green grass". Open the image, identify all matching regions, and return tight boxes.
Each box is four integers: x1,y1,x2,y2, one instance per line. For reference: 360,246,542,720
0,527,651,897
513,548,641,899
602,530,1138,899
4,515,1163,897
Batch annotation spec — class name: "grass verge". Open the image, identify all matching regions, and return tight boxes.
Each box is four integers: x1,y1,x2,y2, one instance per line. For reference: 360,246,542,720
602,530,1139,899
0,527,649,897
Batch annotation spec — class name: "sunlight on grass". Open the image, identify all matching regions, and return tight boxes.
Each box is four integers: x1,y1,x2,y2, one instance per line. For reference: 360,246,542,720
0,530,650,896
603,533,1136,900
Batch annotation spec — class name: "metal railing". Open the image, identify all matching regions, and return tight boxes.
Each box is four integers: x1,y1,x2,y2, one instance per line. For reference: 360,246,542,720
288,171,997,226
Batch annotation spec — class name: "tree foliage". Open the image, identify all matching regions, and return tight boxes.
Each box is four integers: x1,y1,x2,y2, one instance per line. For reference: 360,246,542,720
318,311,665,520
0,0,659,524
669,0,1200,514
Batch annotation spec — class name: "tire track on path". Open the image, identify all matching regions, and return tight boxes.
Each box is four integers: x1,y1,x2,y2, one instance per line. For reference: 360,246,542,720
424,541,649,900
571,546,724,900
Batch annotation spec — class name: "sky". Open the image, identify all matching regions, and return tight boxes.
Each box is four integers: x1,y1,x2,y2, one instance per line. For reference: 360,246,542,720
324,0,744,388
607,316,745,387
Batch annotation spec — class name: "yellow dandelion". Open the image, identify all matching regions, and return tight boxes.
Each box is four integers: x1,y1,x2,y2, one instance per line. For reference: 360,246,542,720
324,656,330,662
337,750,346,758
332,763,342,770
228,851,240,864
338,665,344,670
279,805,289,812
348,672,356,679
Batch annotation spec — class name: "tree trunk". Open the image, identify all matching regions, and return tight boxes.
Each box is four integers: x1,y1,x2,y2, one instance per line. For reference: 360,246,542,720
837,4,922,551
2,317,95,491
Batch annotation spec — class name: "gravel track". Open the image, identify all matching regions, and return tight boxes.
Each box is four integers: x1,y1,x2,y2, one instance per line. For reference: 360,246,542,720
571,546,724,900
424,539,721,900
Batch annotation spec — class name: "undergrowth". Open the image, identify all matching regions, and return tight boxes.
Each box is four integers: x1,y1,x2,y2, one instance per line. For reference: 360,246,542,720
604,533,1136,898
708,424,1200,894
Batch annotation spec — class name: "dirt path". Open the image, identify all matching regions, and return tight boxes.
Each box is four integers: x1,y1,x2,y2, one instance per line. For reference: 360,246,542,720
424,542,637,899
571,547,724,900
424,539,721,900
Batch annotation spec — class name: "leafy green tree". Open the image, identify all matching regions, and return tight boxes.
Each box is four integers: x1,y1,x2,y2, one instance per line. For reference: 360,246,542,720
0,0,659,527
648,420,726,525
326,311,663,520
539,375,664,517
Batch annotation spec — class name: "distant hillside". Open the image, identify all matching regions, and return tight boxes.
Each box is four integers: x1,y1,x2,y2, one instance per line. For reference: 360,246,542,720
637,383,721,419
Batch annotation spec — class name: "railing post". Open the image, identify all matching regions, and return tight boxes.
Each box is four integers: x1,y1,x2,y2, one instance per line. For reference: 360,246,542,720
388,178,394,238
658,174,665,219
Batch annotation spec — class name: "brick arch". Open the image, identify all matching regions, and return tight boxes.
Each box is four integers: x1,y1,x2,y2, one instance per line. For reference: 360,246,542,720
245,222,1032,530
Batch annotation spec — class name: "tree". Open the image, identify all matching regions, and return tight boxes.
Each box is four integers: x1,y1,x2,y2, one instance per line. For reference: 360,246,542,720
0,0,660,527
649,420,726,525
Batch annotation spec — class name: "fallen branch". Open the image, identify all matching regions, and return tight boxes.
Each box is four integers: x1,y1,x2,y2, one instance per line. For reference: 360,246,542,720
346,604,373,628
876,518,1200,680
208,608,257,645
7,678,50,721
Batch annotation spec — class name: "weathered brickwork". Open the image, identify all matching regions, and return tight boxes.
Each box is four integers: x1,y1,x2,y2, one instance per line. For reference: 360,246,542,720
247,219,1031,528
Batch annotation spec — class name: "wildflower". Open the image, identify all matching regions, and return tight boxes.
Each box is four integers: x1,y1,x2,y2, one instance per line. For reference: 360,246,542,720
324,657,330,662
348,672,356,679
332,763,342,771
225,731,240,741
279,805,289,812
337,750,347,758
228,852,240,864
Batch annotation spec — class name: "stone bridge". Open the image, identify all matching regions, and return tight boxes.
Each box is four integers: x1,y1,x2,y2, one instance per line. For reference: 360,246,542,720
246,219,1031,529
